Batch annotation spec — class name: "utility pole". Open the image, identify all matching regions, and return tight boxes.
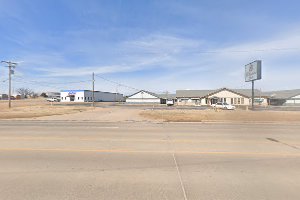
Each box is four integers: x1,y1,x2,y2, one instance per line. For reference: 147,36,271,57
92,72,95,107
115,84,121,104
1,61,17,108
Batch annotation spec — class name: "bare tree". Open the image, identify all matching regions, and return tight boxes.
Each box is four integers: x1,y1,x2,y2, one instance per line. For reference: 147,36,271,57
40,93,48,98
16,88,34,98
31,92,39,98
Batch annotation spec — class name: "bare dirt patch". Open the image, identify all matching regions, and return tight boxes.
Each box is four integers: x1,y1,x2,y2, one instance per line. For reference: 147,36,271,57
0,99,91,119
140,109,300,123
37,106,146,122
3,99,300,123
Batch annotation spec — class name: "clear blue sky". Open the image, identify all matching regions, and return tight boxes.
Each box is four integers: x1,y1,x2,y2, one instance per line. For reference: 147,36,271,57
1,0,300,94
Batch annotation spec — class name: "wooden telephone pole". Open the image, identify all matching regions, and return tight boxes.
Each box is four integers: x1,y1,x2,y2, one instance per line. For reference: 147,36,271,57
1,61,17,108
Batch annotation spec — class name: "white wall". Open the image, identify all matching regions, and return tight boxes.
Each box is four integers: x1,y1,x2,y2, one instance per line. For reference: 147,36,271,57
286,94,300,104
60,90,124,102
177,98,201,106
60,91,85,102
126,91,161,104
286,99,300,104
126,98,161,103
128,91,158,99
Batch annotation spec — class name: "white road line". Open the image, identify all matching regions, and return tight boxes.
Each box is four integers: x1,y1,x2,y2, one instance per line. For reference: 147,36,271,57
172,152,188,200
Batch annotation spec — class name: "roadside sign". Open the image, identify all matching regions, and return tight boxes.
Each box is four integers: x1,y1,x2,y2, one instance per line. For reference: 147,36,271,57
245,60,262,82
245,60,262,110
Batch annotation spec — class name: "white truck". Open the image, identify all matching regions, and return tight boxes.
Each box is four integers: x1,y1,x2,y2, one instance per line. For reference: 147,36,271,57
46,97,60,102
166,99,174,106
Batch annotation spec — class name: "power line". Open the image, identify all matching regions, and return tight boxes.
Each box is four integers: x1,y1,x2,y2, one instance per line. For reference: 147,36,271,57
14,75,91,85
14,79,61,88
0,78,9,83
94,74,140,91
11,71,155,94
186,47,300,54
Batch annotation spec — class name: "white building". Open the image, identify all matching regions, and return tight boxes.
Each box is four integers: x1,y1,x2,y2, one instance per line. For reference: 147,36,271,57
263,89,300,106
126,90,161,104
126,90,176,104
287,94,300,105
60,90,124,102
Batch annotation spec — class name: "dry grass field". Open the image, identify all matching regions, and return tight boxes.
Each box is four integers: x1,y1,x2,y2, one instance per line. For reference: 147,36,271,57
140,109,300,123
0,98,91,119
1,99,300,123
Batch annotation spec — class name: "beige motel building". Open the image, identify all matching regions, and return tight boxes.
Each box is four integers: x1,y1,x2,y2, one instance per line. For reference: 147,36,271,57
126,88,300,106
176,88,268,106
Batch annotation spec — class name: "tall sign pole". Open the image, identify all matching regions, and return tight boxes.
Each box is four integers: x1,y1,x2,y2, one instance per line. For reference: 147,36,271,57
245,60,262,110
252,80,254,109
1,61,17,109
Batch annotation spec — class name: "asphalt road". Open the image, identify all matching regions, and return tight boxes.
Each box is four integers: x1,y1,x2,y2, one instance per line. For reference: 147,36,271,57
0,121,300,200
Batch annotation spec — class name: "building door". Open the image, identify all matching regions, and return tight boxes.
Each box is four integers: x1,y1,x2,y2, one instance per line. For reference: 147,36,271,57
69,95,75,102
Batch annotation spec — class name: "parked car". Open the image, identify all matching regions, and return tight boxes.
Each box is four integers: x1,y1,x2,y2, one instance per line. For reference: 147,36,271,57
213,102,235,110
46,97,60,102
166,99,174,106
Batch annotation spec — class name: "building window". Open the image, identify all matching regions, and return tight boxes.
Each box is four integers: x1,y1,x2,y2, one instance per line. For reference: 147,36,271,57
231,98,233,104
224,98,227,103
241,98,244,104
78,97,80,100
82,97,83,100
234,98,237,104
85,97,86,100
238,98,241,104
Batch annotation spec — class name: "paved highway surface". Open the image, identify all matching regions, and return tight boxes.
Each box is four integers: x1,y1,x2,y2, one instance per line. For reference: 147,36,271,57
0,121,300,200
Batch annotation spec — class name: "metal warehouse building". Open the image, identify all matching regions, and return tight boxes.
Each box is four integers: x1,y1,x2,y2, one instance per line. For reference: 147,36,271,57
60,90,124,102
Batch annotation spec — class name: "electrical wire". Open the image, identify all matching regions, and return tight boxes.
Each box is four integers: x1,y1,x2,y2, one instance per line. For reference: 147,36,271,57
193,47,300,54
94,74,140,91
0,78,9,83
13,75,91,85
